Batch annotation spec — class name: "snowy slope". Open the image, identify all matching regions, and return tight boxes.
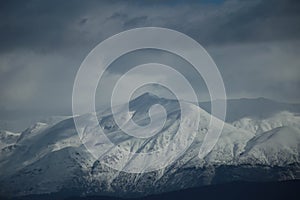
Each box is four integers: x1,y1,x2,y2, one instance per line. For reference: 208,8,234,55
0,130,20,149
239,126,300,166
0,93,299,198
0,115,71,133
232,111,300,134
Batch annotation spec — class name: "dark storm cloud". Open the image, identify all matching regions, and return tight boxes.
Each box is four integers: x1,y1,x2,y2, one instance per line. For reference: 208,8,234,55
209,0,300,44
0,0,76,52
123,16,148,28
157,0,300,46
0,0,299,128
1,0,300,53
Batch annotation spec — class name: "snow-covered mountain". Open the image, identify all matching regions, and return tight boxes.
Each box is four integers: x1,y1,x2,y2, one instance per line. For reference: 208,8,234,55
0,115,71,132
232,111,300,134
0,93,299,198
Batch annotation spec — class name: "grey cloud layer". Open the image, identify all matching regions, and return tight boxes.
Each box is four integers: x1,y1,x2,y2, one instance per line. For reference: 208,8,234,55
0,0,299,119
1,0,300,52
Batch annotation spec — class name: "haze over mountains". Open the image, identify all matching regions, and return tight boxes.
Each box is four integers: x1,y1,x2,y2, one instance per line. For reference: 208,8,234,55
1,96,300,132
0,93,299,198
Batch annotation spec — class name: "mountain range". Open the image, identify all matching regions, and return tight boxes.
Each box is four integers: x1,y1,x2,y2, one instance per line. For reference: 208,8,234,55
0,93,299,199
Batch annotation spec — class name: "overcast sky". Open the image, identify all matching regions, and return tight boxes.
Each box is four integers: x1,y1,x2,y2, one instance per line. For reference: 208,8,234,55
0,0,300,120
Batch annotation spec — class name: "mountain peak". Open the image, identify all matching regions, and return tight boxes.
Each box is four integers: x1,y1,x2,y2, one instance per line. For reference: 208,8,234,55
134,92,160,100
129,92,162,107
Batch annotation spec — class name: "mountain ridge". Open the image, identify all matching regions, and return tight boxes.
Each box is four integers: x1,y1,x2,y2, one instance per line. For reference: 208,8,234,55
0,93,299,198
